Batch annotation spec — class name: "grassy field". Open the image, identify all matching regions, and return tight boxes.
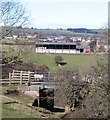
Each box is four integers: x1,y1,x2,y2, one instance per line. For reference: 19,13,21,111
1,85,35,118
1,85,65,118
4,49,98,72
2,39,36,44
21,52,98,72
2,104,33,118
3,43,106,73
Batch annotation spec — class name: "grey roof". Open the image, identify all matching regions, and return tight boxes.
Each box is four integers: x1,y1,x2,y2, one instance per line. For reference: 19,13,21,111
35,42,77,45
76,46,90,49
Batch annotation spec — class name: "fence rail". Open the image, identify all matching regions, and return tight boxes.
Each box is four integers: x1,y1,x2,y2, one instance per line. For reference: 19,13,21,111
0,79,10,84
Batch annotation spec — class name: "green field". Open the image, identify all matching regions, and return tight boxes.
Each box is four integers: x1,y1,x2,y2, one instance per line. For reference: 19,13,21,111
3,43,102,73
1,85,65,118
20,52,98,72
2,104,33,118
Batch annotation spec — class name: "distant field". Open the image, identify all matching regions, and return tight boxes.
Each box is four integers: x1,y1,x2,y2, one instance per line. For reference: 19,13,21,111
20,52,98,72
3,45,101,72
30,29,99,36
2,39,36,44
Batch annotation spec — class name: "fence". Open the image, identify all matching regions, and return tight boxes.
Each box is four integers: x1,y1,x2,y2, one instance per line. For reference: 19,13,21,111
8,70,34,85
3,70,54,85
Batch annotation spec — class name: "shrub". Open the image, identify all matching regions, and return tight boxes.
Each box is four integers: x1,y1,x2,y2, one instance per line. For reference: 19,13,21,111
54,56,63,65
98,45,106,52
55,68,89,110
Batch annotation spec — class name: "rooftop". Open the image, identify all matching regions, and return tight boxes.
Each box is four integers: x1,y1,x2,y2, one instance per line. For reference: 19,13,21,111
76,46,90,49
35,42,77,45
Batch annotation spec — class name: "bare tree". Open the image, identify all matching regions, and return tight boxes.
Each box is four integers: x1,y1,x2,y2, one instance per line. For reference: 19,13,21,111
0,0,30,37
0,0,32,67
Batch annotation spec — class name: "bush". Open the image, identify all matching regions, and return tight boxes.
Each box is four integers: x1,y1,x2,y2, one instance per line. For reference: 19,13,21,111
54,56,63,65
98,45,106,52
55,68,89,110
62,56,108,118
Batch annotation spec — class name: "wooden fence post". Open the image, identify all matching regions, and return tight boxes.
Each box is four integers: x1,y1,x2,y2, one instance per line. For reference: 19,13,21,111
28,71,31,85
9,73,11,85
38,87,40,107
20,71,23,84
12,69,15,80
13,69,15,73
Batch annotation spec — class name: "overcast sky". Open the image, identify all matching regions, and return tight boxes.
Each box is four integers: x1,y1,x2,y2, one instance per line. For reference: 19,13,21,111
19,0,109,29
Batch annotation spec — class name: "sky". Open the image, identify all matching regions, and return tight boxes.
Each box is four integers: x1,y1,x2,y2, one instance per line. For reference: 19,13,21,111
19,0,109,29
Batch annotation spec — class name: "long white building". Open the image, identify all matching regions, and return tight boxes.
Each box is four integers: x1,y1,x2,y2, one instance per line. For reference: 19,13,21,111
35,42,90,54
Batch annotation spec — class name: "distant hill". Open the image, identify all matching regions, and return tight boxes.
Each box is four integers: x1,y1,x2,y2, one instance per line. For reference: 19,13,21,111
67,28,99,34
1,26,101,38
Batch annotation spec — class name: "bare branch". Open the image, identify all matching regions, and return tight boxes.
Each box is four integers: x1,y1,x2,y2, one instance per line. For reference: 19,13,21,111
0,0,30,37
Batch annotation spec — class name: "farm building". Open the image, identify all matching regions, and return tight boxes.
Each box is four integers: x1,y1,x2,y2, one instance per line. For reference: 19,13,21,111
76,45,91,53
35,42,91,54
